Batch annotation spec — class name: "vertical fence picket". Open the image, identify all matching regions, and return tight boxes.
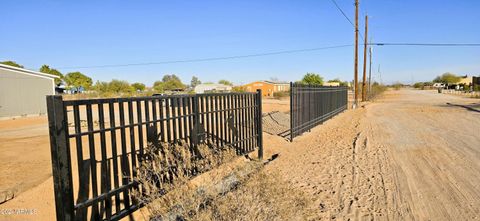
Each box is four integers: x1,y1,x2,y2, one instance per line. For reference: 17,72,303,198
143,99,150,157
174,98,180,142
182,97,188,141
158,98,166,143
85,103,100,219
219,96,225,146
226,94,232,145
137,100,144,159
118,101,131,209
165,98,172,142
98,103,112,219
127,101,137,182
256,90,263,159
215,96,220,146
108,101,121,213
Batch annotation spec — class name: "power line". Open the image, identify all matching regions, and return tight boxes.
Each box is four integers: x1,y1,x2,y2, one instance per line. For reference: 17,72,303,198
58,44,354,69
371,43,480,46
330,0,354,26
330,0,365,40
55,42,480,70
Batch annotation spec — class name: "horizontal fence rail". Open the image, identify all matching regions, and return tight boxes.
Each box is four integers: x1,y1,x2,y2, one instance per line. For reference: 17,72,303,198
290,83,348,141
47,91,263,221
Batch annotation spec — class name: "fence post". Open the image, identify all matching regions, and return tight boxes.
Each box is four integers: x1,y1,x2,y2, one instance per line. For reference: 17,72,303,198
256,89,263,160
46,95,75,221
289,82,294,142
192,95,200,147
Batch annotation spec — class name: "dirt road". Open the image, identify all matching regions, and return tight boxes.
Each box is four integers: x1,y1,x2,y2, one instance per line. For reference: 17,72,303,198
264,89,480,220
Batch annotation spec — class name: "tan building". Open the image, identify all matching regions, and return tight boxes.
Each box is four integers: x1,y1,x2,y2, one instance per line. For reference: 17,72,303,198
323,82,340,87
458,75,473,85
244,81,290,97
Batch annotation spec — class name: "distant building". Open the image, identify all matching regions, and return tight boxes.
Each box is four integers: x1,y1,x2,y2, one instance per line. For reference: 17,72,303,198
243,80,290,97
473,76,480,87
194,83,232,93
457,75,473,86
323,82,340,87
0,64,58,118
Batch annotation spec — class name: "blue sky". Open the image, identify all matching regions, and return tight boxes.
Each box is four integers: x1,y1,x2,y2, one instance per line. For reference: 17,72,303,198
1,0,479,86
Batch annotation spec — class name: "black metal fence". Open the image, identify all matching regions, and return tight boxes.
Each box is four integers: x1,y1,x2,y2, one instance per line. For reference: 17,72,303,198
47,91,263,221
290,83,348,141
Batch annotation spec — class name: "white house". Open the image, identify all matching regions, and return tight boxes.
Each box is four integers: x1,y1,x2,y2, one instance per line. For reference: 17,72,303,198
0,64,58,118
194,83,232,93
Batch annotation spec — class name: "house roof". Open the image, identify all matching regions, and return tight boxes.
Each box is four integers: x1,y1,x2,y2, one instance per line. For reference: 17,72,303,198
246,80,289,85
263,80,289,84
195,83,232,88
0,64,59,79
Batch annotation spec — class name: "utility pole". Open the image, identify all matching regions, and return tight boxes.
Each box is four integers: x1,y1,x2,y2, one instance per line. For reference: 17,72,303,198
362,15,368,101
368,46,372,97
354,0,359,107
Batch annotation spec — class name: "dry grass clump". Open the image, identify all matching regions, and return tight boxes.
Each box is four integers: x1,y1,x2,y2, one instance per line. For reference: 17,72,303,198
196,169,318,221
368,83,388,100
132,140,238,204
133,141,317,221
140,162,317,221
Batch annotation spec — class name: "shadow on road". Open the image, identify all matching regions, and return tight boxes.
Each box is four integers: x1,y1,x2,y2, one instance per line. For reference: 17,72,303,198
444,102,480,113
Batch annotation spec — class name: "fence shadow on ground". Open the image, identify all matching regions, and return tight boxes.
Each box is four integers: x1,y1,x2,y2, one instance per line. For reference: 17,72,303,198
262,111,291,139
444,102,480,113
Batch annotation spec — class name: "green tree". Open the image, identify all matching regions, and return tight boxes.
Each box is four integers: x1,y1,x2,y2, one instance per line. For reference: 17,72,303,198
153,81,165,92
162,74,181,83
108,79,133,93
93,81,109,93
218,79,233,86
433,72,460,84
39,65,63,85
300,73,324,85
155,74,186,91
191,76,201,88
0,61,24,68
131,82,146,92
64,72,93,92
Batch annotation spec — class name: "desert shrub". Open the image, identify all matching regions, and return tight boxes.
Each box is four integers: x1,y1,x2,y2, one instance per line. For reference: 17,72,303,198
413,82,433,90
368,82,387,100
132,140,318,220
273,91,289,99
231,86,246,92
132,140,237,208
390,82,403,90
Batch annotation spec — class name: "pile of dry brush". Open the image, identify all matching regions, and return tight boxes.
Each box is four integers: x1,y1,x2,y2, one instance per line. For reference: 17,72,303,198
132,140,318,220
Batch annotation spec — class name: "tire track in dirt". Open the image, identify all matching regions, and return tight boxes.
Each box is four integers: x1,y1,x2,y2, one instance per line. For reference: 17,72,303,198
263,89,480,220
264,103,401,220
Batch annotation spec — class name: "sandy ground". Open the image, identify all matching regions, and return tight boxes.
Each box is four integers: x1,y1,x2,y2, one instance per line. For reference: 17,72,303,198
1,89,479,220
264,89,480,220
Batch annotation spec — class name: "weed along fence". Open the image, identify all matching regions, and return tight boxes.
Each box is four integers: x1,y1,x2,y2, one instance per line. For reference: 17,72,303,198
46,91,263,221
289,83,348,141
